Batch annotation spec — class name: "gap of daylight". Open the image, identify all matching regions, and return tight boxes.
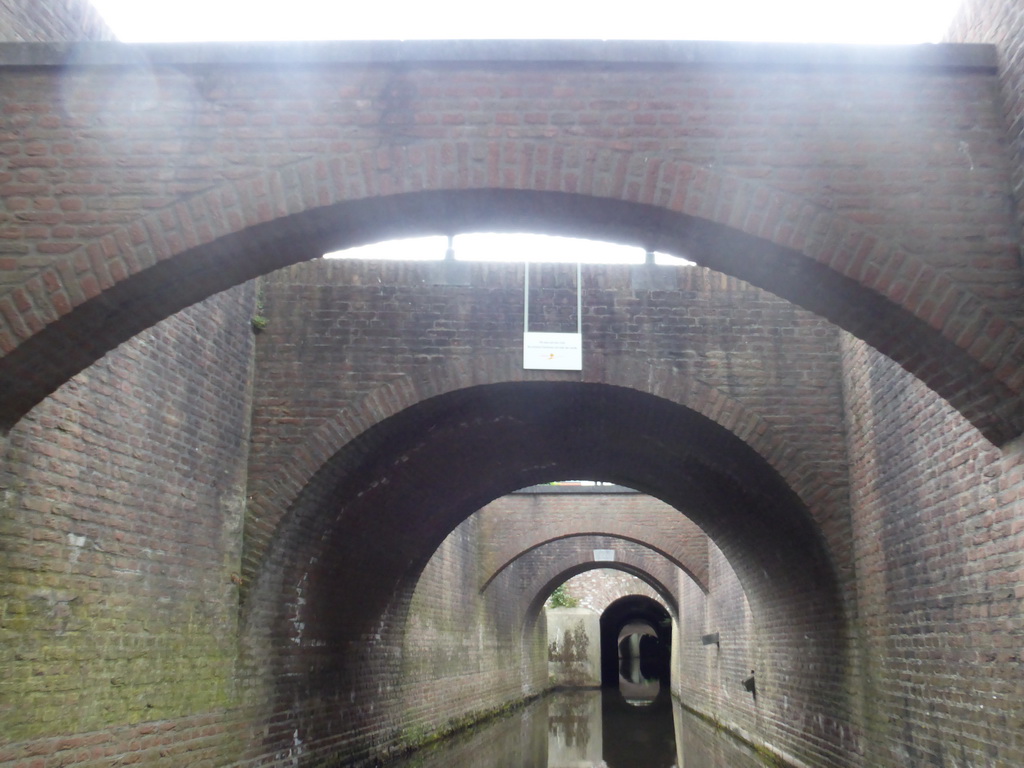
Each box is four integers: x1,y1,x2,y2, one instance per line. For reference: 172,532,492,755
324,233,694,265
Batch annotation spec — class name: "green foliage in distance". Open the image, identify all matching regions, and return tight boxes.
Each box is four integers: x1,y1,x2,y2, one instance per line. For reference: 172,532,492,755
547,583,579,609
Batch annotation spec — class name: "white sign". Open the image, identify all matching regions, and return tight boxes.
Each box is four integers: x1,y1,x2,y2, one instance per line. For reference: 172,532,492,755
593,549,616,562
523,332,583,371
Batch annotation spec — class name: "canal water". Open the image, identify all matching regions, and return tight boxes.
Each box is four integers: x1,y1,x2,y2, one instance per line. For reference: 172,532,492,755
388,687,774,768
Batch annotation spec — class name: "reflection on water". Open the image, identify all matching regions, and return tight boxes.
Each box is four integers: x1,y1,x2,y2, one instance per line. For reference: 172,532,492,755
618,656,660,704
386,689,774,768
600,689,676,768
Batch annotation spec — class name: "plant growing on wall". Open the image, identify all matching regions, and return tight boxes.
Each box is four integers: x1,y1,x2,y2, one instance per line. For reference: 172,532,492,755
547,583,579,609
251,279,268,333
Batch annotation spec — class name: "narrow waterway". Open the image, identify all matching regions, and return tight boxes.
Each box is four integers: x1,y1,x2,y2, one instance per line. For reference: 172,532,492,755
388,688,774,768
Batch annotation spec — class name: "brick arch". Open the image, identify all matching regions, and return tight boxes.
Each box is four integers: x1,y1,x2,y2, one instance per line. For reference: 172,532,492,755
480,531,708,595
245,380,839,637
250,377,845,624
242,379,851,768
2,145,1022,441
583,578,667,619
484,538,681,697
242,352,833,587
509,540,683,628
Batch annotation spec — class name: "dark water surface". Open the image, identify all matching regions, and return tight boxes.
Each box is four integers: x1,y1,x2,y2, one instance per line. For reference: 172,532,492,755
388,689,773,768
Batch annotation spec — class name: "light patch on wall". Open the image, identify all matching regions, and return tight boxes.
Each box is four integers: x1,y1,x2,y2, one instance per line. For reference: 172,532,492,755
67,533,87,566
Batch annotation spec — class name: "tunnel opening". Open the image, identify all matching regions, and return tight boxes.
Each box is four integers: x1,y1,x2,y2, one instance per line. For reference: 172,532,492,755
539,564,679,691
243,380,850,767
601,595,672,698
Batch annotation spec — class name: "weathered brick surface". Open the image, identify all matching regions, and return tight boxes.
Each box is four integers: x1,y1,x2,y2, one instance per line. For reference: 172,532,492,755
4,252,1016,768
0,41,1021,443
244,259,850,586
398,527,688,750
475,491,710,591
679,540,862,767
675,543,759,750
0,284,255,763
559,569,662,613
397,512,544,754
0,0,114,42
401,522,684,747
235,261,853,768
950,0,1024,240
840,333,1024,768
0,712,239,767
1,9,1023,768
484,534,685,619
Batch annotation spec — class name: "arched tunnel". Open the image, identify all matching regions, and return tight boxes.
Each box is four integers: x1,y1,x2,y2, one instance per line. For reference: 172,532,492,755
602,594,673,690
4,21,1024,768
241,380,849,766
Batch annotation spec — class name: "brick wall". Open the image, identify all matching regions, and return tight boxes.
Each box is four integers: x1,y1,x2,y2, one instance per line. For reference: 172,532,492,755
0,0,114,41
673,552,771,765
486,535,685,621
234,260,855,767
385,513,546,760
476,492,710,591
398,512,548,752
0,15,1020,768
244,259,849,585
559,569,662,613
950,0,1024,240
0,283,256,765
1,242,1014,768
0,43,1021,446
674,542,818,763
840,333,1024,768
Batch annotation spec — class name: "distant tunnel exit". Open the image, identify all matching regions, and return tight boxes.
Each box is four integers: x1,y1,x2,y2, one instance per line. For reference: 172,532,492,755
600,595,672,694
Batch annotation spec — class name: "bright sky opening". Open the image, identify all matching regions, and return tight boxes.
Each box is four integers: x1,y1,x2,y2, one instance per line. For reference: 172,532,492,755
327,235,692,265
90,0,963,46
